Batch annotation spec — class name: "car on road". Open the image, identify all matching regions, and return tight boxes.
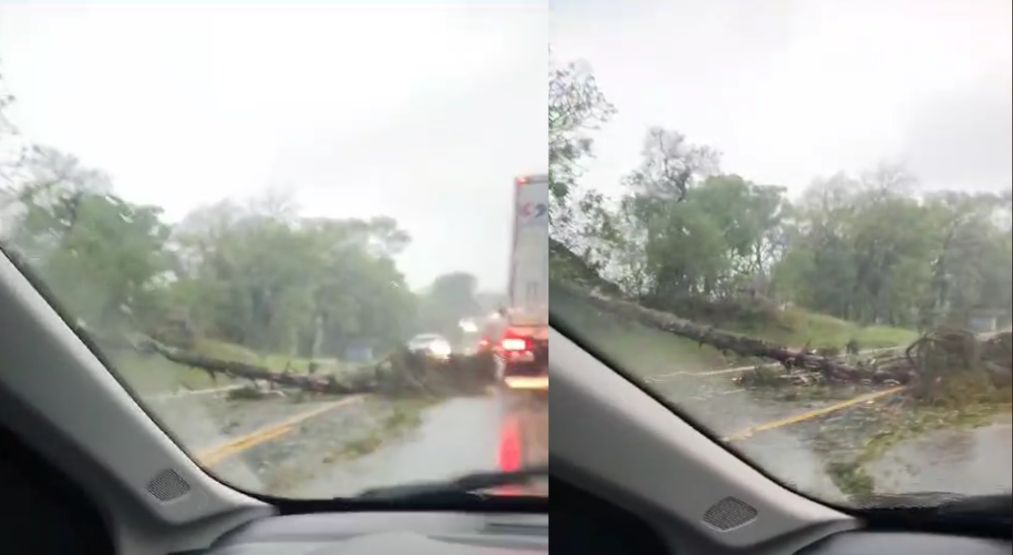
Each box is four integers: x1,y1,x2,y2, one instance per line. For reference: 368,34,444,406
406,333,452,360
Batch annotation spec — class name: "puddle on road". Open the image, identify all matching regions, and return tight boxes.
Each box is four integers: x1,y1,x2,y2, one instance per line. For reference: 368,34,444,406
869,414,1013,496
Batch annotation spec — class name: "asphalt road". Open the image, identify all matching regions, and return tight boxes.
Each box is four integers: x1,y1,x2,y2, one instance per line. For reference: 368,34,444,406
145,385,548,499
141,357,1009,505
646,368,1012,504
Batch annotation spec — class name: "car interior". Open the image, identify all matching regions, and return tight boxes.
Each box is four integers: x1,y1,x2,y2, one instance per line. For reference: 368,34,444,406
2,250,1010,554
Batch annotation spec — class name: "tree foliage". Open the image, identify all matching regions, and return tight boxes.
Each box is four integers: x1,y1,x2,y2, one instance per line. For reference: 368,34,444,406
548,57,616,232
0,153,485,364
148,198,420,357
417,271,482,344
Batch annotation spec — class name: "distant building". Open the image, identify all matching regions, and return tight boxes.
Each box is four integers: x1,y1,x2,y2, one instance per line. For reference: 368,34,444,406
343,341,373,363
967,308,1011,333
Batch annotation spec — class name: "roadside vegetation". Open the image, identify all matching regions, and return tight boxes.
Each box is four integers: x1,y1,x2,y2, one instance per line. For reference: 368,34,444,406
1,66,501,397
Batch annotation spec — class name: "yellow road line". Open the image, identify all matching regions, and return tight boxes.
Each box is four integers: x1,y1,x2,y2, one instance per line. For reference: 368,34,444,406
197,395,365,467
724,386,907,442
200,425,294,467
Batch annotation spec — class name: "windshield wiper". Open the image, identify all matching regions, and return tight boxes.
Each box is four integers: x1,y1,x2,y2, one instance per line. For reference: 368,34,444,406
859,491,972,509
861,491,1011,513
352,466,548,502
934,494,1012,521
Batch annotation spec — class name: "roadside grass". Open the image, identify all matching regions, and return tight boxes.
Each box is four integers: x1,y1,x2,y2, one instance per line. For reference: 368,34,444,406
111,337,385,396
192,338,260,364
735,308,918,350
193,338,359,376
109,351,225,396
554,295,730,375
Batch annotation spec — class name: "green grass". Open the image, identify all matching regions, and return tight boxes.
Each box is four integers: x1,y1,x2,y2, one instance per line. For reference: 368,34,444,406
110,351,226,395
193,338,369,378
109,336,385,396
553,291,731,375
192,338,260,363
737,308,919,350
192,339,336,374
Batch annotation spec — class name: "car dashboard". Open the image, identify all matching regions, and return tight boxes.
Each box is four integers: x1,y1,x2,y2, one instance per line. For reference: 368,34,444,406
202,511,548,555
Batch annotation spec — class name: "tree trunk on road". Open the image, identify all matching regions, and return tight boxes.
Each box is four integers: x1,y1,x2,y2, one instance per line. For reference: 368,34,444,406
560,284,914,384
117,335,497,397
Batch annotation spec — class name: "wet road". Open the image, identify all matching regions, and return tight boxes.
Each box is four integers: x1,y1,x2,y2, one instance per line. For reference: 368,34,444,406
144,386,548,498
869,415,1013,496
287,395,501,497
141,356,1009,504
645,368,1012,503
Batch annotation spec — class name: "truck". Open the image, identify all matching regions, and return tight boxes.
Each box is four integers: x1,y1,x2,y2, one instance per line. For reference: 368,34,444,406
498,174,549,392
492,174,548,484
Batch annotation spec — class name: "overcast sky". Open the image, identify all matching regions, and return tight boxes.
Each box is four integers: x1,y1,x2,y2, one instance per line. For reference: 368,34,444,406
551,0,1012,198
0,1,547,291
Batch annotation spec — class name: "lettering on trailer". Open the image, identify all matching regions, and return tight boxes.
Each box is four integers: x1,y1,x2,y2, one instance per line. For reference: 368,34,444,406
518,202,548,225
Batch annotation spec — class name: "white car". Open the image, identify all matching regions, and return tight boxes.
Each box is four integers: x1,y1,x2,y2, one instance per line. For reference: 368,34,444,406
406,333,452,360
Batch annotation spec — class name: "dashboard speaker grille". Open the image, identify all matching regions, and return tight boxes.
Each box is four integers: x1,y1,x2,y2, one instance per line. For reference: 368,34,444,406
702,497,758,531
146,469,191,502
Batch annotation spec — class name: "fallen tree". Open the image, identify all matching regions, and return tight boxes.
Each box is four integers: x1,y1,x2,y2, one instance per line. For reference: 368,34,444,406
556,283,1012,390
566,285,914,384
100,334,498,398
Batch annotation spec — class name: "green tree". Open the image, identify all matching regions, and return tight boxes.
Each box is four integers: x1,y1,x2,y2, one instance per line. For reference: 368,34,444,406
549,57,616,231
771,166,1012,328
2,147,170,331
172,199,416,357
690,175,790,282
418,272,481,342
624,127,719,203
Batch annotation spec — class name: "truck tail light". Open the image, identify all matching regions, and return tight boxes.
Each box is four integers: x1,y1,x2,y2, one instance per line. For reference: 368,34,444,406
500,337,530,352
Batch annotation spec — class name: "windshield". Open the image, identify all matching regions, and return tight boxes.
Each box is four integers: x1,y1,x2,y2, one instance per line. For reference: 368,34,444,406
550,0,1012,509
0,2,547,499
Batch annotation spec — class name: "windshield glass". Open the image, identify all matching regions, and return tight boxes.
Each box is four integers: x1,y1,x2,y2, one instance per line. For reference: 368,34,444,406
550,0,1012,508
0,1,547,499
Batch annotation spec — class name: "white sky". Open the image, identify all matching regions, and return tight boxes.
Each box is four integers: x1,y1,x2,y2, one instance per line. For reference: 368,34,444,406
0,1,547,291
550,0,1013,197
